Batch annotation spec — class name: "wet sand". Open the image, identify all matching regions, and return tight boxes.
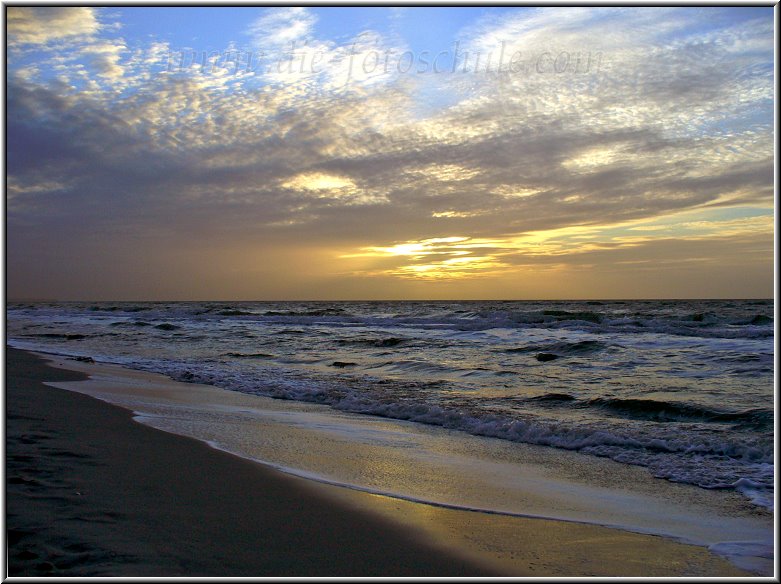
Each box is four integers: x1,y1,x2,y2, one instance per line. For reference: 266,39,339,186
5,347,754,576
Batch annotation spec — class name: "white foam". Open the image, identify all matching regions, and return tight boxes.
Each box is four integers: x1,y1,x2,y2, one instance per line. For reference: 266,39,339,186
39,358,773,575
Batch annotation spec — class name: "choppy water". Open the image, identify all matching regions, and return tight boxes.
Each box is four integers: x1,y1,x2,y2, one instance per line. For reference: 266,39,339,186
6,299,775,510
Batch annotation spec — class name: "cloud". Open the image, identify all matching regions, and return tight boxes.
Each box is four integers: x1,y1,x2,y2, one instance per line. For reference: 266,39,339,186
248,7,317,49
245,8,409,90
5,7,774,299
7,7,101,46
339,211,773,281
81,40,128,80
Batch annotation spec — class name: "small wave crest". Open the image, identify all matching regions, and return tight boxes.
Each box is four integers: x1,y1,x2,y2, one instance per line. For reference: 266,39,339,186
590,398,774,429
336,337,409,348
527,393,577,403
506,339,611,357
526,394,773,429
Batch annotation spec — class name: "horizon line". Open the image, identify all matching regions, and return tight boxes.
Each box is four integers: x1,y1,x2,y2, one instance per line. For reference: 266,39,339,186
7,297,774,304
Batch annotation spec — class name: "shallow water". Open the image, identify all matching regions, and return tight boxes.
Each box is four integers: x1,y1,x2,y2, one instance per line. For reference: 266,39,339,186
44,361,773,575
7,299,774,511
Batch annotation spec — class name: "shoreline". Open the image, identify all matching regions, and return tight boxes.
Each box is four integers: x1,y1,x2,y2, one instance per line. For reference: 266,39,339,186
6,347,499,577
4,347,766,576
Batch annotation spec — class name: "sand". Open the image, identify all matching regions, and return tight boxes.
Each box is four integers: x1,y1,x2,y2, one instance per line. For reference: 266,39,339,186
4,347,756,577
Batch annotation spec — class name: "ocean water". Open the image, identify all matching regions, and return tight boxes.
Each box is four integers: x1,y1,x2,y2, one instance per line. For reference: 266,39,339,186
6,299,775,512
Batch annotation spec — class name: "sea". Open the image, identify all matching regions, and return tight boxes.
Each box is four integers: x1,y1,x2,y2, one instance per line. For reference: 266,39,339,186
6,299,774,516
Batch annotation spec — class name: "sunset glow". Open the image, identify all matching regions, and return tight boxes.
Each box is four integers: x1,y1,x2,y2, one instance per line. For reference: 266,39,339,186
5,6,774,300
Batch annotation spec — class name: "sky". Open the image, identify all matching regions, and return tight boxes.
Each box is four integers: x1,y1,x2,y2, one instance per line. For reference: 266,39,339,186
5,6,775,301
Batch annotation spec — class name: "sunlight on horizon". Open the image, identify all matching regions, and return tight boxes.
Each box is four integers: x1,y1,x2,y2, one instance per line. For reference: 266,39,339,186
337,206,773,284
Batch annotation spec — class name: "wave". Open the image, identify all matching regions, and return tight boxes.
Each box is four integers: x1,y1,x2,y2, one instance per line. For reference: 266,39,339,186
7,330,773,510
715,353,774,364
527,393,578,403
336,336,410,348
30,333,87,340
363,359,467,376
255,309,772,340
264,308,347,317
6,299,773,511
587,398,774,428
9,300,773,340
143,359,773,470
525,393,773,429
542,310,603,323
746,315,772,325
330,392,775,476
506,340,611,357
712,352,774,377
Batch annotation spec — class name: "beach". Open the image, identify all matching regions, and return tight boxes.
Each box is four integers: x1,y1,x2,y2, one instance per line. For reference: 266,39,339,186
5,346,761,577
6,4,774,577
